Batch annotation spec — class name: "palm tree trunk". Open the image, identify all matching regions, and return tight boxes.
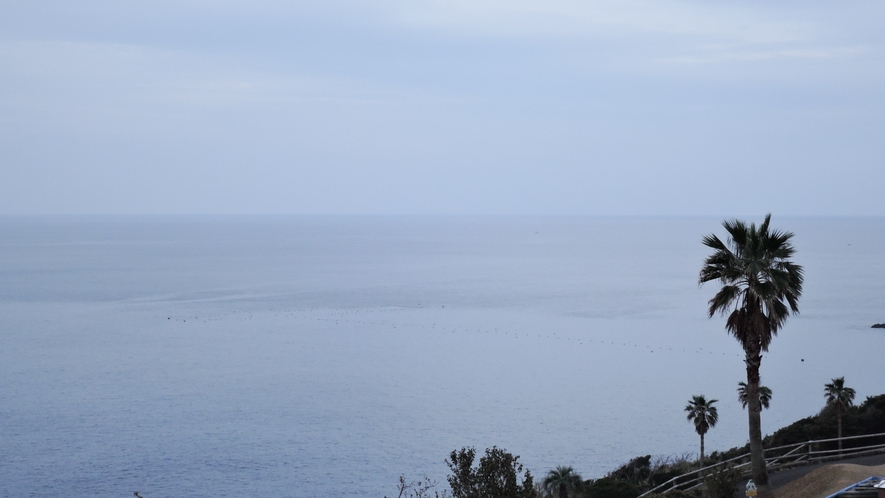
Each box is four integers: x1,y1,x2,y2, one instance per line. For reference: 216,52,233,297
837,412,843,453
699,433,705,470
745,349,770,494
559,483,568,498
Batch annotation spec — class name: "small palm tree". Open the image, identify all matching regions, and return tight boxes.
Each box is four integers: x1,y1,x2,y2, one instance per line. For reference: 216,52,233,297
824,377,856,452
686,395,719,469
738,382,772,410
542,466,583,498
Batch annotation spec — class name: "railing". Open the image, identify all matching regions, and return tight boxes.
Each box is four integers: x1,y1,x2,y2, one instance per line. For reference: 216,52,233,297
638,431,885,496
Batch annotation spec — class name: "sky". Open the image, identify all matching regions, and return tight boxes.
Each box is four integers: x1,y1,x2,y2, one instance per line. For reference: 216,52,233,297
1,1,883,216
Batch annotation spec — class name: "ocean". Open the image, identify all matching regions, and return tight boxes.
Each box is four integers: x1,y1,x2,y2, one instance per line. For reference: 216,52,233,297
1,216,883,497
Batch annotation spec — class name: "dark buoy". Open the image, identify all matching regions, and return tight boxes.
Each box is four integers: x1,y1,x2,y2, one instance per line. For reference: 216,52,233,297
801,359,805,362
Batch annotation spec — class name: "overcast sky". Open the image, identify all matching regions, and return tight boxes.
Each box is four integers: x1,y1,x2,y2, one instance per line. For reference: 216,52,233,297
1,1,883,215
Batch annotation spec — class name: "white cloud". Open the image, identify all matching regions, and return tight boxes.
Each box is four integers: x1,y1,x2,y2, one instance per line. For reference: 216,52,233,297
0,41,302,103
0,40,402,130
380,0,877,74
661,45,868,64
1,0,883,215
391,0,811,44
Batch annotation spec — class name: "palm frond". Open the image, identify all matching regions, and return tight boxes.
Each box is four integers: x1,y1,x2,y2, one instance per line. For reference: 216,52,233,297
738,382,772,409
707,285,741,317
700,214,802,352
824,377,856,414
685,395,719,435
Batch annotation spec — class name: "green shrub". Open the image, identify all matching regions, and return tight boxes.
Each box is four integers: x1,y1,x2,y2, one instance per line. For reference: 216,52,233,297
446,446,536,498
702,466,742,498
609,455,652,485
644,490,701,498
581,477,640,498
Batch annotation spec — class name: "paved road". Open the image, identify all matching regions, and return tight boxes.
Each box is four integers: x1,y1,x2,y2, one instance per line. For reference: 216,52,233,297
731,452,885,497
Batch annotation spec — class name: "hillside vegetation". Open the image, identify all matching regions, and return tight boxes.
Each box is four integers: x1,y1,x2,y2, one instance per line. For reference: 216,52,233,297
582,394,885,498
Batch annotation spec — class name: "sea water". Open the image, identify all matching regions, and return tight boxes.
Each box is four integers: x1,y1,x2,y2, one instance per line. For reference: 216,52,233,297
1,216,883,497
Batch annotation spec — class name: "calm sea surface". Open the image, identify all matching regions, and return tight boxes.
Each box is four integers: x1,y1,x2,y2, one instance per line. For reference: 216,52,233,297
1,216,883,497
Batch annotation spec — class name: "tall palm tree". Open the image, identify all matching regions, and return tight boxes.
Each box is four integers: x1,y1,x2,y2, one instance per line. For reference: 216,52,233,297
738,382,772,410
824,377,856,452
699,214,803,492
685,395,719,469
541,466,583,498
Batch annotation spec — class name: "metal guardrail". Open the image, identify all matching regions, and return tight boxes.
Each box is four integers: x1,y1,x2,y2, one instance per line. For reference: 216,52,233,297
638,431,885,496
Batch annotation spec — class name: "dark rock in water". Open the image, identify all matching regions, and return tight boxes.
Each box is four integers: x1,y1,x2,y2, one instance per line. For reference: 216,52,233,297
872,323,885,329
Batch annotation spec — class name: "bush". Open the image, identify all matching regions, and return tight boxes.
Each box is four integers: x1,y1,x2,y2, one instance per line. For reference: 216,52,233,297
856,395,885,436
609,455,652,485
385,475,449,498
446,446,536,498
702,466,742,498
581,477,641,498
644,491,701,498
765,395,885,453
706,444,750,465
648,454,696,489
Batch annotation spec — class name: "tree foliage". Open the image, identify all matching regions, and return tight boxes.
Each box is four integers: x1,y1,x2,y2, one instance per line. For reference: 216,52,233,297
764,394,884,451
446,446,537,498
608,455,652,485
824,376,857,451
685,395,719,437
581,477,641,498
685,395,718,468
738,382,772,410
643,491,700,498
542,466,583,498
386,475,449,498
702,465,742,498
824,377,856,415
699,214,803,351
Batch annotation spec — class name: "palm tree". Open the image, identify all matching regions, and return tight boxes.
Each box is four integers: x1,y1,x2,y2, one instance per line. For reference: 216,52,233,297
685,395,719,469
542,466,583,498
738,382,772,410
824,377,856,452
699,214,803,492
